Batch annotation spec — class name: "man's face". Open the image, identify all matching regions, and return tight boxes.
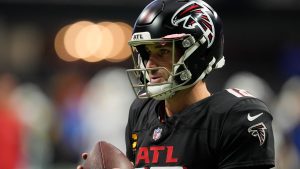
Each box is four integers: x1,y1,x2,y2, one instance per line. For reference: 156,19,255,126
141,43,181,84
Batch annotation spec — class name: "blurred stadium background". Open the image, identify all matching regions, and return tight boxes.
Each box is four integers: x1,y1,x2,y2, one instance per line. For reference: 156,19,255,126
0,0,299,168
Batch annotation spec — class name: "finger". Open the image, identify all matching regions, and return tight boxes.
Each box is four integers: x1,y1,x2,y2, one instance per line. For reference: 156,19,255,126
82,153,88,160
77,165,84,169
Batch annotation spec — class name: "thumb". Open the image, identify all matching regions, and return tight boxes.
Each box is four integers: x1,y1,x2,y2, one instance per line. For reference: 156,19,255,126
82,153,88,160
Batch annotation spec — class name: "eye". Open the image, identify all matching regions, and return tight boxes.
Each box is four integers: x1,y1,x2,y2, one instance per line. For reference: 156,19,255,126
158,48,171,57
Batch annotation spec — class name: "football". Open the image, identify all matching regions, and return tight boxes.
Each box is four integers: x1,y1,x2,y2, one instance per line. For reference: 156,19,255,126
81,141,134,169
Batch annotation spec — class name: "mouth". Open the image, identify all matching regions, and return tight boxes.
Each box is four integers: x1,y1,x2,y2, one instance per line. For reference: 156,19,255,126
149,76,165,83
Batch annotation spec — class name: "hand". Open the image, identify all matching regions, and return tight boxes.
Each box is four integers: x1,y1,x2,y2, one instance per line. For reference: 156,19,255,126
76,153,88,169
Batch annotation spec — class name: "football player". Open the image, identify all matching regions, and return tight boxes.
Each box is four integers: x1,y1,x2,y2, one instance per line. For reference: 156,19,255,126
125,0,275,169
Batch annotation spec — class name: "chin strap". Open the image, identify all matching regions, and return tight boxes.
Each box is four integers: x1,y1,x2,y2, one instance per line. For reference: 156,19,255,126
146,83,175,100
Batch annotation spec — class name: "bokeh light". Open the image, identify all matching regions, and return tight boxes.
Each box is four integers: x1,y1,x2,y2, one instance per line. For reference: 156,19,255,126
64,21,94,60
54,20,132,63
105,22,132,63
55,25,78,62
75,23,102,60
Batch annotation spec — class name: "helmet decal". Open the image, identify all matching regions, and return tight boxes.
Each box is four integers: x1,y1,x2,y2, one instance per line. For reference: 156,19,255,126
131,32,152,40
171,1,215,48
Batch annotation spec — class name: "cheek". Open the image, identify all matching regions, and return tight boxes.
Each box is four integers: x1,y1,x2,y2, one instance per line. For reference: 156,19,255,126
160,68,171,80
160,56,173,68
167,59,174,71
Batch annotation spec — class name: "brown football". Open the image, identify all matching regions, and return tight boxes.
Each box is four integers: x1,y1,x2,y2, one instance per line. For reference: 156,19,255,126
82,141,134,169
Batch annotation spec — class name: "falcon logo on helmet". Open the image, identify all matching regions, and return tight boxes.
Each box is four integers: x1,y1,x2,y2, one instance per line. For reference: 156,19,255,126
171,1,216,48
248,122,267,146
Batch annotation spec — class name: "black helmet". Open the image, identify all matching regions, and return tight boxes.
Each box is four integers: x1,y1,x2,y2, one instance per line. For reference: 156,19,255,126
127,0,225,100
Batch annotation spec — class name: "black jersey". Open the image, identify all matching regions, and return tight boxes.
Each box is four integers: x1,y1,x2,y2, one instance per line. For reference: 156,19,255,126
125,89,275,169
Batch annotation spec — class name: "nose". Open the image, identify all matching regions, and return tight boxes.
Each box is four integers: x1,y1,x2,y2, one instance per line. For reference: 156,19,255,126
146,57,159,76
145,55,158,68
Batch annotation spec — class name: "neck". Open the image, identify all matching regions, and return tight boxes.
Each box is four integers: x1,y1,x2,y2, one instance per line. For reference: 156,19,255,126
164,81,210,117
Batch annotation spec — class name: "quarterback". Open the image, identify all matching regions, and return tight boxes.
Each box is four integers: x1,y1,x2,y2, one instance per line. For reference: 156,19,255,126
125,0,275,169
